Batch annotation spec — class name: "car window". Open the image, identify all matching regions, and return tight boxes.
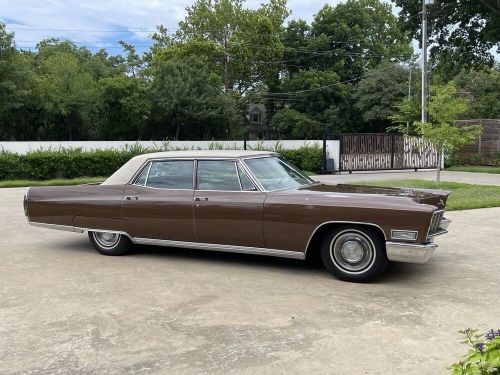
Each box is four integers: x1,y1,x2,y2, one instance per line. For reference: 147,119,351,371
145,160,193,189
134,163,150,186
196,161,241,191
237,163,257,191
244,156,314,191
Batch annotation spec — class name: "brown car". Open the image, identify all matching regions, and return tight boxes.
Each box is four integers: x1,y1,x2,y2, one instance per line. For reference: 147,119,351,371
24,150,451,282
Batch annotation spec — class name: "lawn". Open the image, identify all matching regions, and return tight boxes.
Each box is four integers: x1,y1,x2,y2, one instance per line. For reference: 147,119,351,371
0,177,106,188
446,165,500,174
353,179,500,211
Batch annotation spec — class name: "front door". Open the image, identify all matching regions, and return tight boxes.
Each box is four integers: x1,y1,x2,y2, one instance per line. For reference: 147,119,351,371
193,160,266,247
122,159,196,242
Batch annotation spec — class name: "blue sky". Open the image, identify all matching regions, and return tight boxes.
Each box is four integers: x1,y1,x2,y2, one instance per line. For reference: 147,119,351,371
0,0,391,55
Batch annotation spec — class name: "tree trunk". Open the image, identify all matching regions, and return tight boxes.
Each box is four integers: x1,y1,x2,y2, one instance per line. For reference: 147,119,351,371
436,147,443,187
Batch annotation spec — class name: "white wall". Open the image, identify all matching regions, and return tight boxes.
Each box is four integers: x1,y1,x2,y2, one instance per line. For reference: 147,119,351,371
0,140,341,171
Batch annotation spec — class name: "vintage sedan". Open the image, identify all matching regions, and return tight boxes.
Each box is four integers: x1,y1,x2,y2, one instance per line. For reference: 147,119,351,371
24,150,451,282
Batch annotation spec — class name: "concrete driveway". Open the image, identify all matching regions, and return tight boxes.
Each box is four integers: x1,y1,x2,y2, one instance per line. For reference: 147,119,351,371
1,187,499,375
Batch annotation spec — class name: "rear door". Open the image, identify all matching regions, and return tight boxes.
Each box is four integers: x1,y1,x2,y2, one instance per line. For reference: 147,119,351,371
122,159,196,242
193,160,266,247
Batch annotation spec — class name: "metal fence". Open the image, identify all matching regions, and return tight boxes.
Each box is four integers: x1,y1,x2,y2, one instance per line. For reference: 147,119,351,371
324,133,439,173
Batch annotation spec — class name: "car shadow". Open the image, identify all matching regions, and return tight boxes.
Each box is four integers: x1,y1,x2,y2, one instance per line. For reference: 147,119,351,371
58,237,435,283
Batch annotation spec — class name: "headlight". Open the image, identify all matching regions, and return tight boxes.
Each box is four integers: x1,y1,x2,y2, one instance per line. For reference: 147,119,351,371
391,230,418,241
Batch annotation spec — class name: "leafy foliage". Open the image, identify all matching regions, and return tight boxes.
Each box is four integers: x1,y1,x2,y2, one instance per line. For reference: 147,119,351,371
0,145,323,180
391,82,482,184
450,328,500,375
393,0,500,79
355,62,415,131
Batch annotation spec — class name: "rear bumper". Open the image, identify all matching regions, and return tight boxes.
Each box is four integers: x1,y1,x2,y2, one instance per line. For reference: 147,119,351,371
386,241,437,264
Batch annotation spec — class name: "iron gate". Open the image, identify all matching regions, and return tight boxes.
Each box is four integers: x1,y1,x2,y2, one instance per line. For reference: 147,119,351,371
328,133,439,173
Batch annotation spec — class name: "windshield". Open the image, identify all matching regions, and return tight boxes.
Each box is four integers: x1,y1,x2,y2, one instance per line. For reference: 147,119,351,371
244,156,315,191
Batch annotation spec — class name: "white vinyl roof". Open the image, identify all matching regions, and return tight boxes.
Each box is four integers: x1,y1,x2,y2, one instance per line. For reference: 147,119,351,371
102,150,275,185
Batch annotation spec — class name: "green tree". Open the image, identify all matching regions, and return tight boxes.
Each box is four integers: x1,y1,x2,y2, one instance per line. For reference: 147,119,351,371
355,62,415,131
38,50,98,140
393,0,500,80
176,0,287,93
282,69,354,133
454,67,500,119
393,82,482,185
96,76,150,140
270,108,322,139
310,0,412,80
151,56,229,140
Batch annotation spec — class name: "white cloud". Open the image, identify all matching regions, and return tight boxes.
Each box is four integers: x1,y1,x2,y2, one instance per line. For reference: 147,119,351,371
0,0,390,50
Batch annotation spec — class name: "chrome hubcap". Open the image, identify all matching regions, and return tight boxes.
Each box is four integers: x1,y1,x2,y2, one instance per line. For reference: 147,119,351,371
93,232,120,248
340,240,365,263
331,232,374,272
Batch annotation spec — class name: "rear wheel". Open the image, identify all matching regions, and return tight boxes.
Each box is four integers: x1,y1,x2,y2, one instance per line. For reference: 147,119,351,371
320,226,387,282
88,231,132,256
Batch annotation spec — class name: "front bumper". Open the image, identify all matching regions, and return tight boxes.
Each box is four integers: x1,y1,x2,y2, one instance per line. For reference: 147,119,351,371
386,216,452,264
386,241,437,264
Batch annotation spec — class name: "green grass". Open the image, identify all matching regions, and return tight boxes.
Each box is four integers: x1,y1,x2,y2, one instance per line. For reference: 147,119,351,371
446,165,500,174
0,177,106,188
353,179,500,211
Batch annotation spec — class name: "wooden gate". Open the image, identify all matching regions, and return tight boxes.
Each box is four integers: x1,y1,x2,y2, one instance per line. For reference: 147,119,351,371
335,133,439,172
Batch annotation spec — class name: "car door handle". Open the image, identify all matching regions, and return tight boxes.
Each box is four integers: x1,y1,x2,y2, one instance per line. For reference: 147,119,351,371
125,196,139,201
194,197,208,201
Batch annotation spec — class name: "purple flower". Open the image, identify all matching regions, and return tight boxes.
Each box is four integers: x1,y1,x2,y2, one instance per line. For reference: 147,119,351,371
475,342,485,353
485,329,500,341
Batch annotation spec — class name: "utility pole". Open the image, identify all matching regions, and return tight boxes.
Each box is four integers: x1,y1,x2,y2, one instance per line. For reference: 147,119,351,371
223,31,229,92
407,61,412,128
421,0,433,123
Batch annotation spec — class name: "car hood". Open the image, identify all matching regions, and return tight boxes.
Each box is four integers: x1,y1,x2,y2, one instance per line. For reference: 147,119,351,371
298,183,450,209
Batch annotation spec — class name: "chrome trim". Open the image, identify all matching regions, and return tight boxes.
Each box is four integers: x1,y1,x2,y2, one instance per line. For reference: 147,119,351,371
239,159,266,191
78,228,134,241
133,238,305,260
428,228,448,238
236,161,258,191
28,222,304,260
391,229,418,241
143,162,152,185
386,241,437,264
304,221,387,255
427,210,445,238
24,187,30,218
29,222,79,232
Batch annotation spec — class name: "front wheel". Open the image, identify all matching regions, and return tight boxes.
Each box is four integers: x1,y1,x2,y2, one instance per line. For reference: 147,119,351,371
88,231,132,256
320,226,388,282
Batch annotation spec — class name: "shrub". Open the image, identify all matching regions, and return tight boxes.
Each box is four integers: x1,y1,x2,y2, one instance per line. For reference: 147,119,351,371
445,152,461,168
450,328,500,374
0,145,324,180
280,146,323,173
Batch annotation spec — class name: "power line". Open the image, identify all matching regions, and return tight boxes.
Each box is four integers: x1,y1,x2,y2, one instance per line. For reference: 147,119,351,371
263,61,420,97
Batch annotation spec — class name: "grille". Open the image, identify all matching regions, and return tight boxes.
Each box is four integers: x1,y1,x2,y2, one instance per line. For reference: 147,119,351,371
428,210,444,237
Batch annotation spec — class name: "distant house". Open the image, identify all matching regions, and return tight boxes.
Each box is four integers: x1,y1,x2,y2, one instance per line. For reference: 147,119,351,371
246,103,267,139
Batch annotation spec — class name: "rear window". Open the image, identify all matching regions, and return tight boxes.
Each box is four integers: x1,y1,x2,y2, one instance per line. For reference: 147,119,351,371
135,160,193,189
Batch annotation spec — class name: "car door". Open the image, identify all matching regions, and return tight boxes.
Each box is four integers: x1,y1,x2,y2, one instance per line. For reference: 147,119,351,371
121,159,196,242
193,160,266,248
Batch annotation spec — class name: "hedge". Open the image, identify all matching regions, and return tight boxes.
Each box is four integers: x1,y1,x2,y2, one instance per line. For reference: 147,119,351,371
0,145,323,181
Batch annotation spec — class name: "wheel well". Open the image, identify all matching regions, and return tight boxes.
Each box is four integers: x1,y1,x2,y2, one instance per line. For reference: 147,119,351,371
305,223,386,261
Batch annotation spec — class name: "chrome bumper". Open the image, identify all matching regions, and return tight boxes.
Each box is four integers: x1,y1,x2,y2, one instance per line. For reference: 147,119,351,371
386,241,437,264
